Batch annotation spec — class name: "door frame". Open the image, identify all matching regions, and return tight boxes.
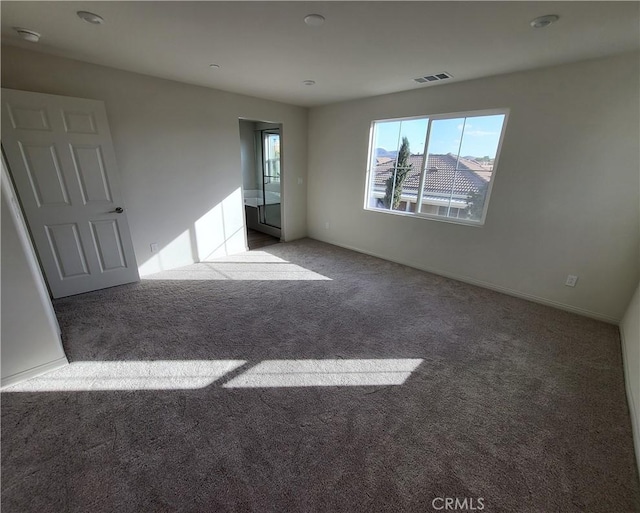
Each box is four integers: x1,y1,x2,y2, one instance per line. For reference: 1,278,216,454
238,118,285,242
1,153,61,335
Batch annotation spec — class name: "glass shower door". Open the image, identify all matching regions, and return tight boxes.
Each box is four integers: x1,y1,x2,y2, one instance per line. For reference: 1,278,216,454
262,130,281,229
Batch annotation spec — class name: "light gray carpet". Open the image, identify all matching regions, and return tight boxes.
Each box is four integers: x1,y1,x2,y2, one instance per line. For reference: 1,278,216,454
2,238,639,512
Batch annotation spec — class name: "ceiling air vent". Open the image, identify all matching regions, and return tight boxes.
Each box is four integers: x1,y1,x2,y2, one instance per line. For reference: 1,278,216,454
414,72,453,84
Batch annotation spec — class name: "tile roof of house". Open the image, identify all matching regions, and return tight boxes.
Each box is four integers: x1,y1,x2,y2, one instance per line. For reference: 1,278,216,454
375,156,395,166
373,153,491,197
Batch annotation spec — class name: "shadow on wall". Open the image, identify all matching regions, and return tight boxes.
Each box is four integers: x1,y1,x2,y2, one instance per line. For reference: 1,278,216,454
138,187,246,276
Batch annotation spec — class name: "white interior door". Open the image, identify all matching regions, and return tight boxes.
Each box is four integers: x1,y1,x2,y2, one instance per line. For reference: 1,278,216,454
1,88,139,298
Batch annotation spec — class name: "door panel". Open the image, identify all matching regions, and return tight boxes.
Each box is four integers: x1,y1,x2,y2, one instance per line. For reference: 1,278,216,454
90,220,127,271
62,110,97,134
2,88,139,297
7,104,51,131
70,145,113,203
44,223,90,278
19,143,70,206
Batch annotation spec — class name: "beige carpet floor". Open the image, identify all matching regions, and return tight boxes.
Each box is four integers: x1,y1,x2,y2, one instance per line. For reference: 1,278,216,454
2,238,639,512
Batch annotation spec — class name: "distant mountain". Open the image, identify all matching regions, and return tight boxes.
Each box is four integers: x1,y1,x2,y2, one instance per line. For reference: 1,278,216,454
375,148,397,159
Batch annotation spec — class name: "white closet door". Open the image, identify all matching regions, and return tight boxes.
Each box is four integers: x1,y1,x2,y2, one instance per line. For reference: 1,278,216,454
2,88,139,297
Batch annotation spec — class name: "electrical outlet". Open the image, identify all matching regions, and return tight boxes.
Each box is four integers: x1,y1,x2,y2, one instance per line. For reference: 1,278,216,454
150,243,159,253
565,274,578,287
325,222,330,230
297,177,304,185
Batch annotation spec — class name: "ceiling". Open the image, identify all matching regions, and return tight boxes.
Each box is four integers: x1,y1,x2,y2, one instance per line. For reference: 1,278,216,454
1,2,638,107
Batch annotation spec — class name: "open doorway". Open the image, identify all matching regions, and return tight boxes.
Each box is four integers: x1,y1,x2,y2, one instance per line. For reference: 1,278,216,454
239,119,282,249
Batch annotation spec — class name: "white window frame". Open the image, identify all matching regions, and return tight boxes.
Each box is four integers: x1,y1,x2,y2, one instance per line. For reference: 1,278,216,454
364,108,509,227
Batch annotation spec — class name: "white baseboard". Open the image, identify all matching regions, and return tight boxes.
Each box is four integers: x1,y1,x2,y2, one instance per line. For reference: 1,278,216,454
312,236,620,324
1,356,69,389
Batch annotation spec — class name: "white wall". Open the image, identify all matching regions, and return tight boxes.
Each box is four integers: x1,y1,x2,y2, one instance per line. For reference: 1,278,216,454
1,164,67,387
308,52,640,322
239,120,257,191
621,283,640,474
1,45,307,275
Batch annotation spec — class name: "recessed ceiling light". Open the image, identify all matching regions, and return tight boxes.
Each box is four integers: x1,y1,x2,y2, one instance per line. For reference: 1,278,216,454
530,14,559,29
14,28,41,43
77,11,105,25
209,64,220,69
304,14,325,27
302,80,316,86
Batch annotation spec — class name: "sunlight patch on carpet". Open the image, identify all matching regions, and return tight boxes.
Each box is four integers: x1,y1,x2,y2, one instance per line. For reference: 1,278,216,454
3,360,246,392
223,359,423,388
143,252,331,281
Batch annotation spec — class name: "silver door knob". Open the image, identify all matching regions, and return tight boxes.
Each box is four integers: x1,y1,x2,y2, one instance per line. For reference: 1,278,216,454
110,207,124,214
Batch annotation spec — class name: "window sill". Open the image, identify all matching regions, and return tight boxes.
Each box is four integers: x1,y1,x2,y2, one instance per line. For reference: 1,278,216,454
364,206,485,227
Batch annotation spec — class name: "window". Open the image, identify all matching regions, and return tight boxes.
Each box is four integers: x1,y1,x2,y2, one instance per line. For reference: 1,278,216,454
364,109,508,225
263,130,280,184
